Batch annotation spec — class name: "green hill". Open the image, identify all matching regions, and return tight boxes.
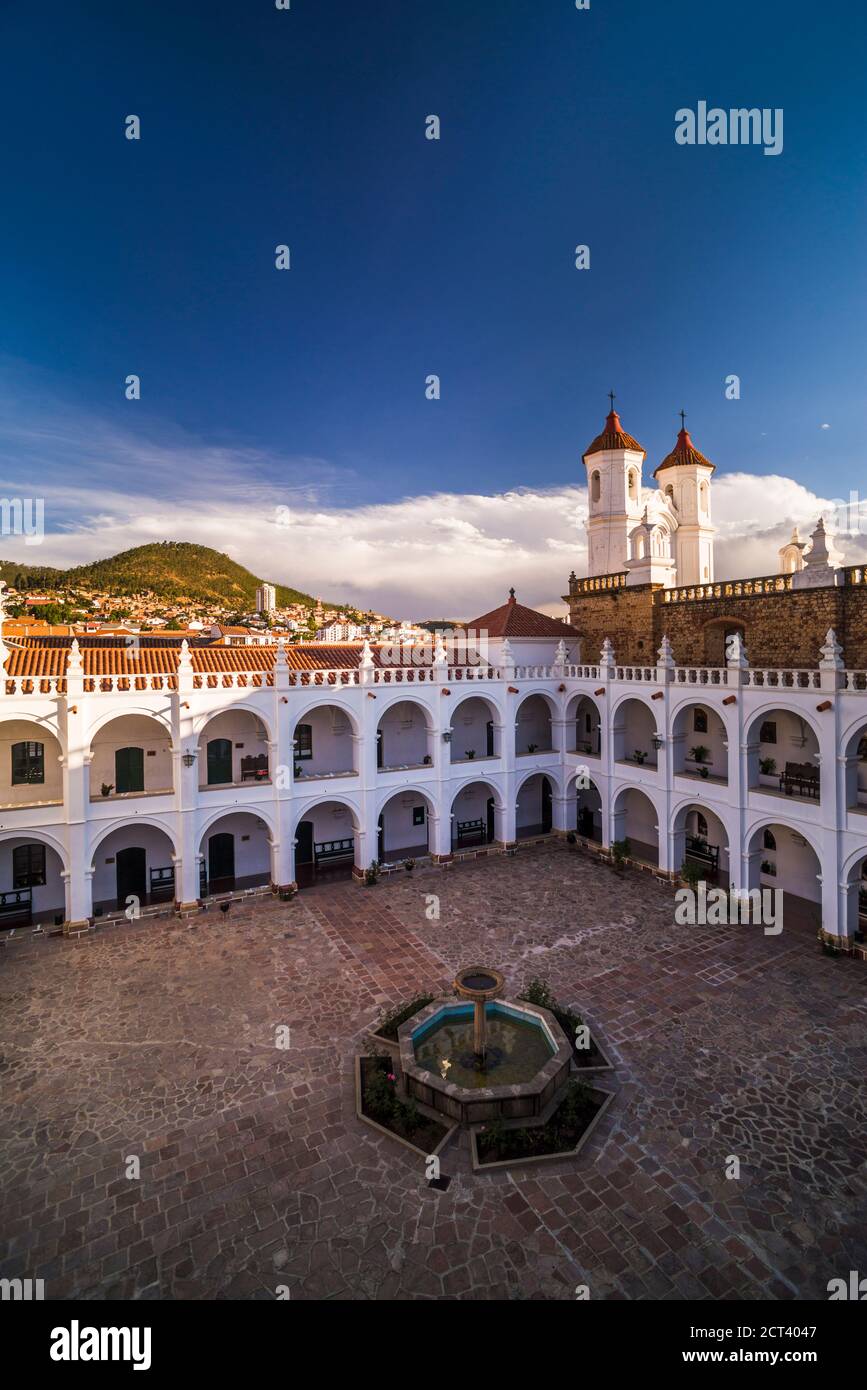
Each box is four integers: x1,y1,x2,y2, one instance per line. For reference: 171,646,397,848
0,542,321,609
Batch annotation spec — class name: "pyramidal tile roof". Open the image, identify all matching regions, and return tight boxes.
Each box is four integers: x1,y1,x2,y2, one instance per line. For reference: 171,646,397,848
583,409,646,461
654,426,715,478
464,590,580,639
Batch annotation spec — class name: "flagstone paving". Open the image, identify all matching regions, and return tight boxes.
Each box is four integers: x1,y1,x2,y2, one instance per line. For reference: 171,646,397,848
0,841,864,1300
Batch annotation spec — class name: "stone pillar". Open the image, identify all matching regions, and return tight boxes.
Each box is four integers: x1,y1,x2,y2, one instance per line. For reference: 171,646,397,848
173,647,202,911
61,648,92,933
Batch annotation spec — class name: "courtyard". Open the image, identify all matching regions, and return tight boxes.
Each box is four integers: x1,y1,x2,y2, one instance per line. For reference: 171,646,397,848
0,841,865,1301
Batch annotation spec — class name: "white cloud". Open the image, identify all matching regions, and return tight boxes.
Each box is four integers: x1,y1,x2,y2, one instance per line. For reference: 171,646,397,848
1,373,863,619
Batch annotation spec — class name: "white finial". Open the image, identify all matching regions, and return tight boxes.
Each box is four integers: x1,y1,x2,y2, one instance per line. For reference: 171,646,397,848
68,636,83,674
657,634,674,668
553,638,568,670
275,635,288,667
360,638,375,670
178,637,193,670
600,636,615,668
433,632,448,667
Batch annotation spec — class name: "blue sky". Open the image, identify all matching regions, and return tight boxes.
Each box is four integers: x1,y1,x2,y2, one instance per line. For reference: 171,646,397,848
1,0,866,616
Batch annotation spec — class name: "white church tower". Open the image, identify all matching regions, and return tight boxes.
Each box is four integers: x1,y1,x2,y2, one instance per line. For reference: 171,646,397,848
582,394,647,577
583,402,717,588
653,414,716,586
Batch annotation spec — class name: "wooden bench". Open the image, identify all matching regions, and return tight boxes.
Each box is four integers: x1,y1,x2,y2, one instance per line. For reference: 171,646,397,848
0,887,32,928
685,836,719,877
779,761,820,799
456,818,487,846
240,754,269,781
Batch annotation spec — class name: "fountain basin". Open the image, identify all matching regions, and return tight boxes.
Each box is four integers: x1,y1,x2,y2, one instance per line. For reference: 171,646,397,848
398,998,572,1126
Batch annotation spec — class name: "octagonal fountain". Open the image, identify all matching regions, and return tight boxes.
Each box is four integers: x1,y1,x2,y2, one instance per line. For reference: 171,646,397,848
398,966,573,1125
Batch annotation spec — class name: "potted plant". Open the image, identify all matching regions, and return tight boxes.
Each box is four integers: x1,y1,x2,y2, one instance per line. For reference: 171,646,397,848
293,762,302,778
680,859,704,890
566,831,577,847
528,743,538,754
465,749,476,760
101,782,114,797
688,744,710,772
758,756,777,786
364,860,380,887
422,754,432,765
403,858,416,873
632,749,647,766
761,859,777,877
610,838,630,870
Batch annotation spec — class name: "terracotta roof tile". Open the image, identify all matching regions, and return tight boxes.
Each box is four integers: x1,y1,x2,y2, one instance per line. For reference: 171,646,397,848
464,591,580,639
654,426,715,478
583,409,646,460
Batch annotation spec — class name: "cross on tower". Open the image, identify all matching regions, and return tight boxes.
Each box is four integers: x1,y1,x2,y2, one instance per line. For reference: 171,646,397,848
608,390,616,412
679,409,687,430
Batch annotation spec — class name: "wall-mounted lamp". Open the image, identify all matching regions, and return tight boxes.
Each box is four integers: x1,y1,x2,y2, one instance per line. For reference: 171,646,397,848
651,734,663,751
442,730,452,743
182,750,197,768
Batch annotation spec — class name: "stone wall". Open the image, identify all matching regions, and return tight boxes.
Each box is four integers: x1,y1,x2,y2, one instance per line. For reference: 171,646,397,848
566,571,867,669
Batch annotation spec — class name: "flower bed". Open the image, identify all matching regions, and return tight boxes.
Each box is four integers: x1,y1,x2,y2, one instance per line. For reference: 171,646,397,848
471,1079,614,1171
355,1055,455,1157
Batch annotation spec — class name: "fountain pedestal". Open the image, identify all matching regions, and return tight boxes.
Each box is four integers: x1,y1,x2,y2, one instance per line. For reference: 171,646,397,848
453,967,505,1064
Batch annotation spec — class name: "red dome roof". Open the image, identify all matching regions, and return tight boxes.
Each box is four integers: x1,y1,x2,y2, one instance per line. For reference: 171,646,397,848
583,409,646,461
654,426,715,478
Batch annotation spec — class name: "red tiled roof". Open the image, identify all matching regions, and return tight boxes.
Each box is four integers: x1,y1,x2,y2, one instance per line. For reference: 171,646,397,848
1,639,451,685
464,591,580,639
654,426,715,478
583,409,646,460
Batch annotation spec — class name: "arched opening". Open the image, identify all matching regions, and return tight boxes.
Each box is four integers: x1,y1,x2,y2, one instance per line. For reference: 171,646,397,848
672,803,729,885
449,697,499,764
294,800,359,888
91,823,177,916
612,787,658,866
0,835,65,928
200,812,271,896
451,782,500,850
672,703,728,782
635,533,646,560
699,480,709,515
0,719,63,808
292,704,356,779
377,789,434,864
746,822,822,932
573,774,602,842
612,698,658,769
566,693,601,756
628,469,638,502
198,711,270,789
90,715,173,800
517,773,553,839
376,700,434,772
747,709,820,803
843,723,867,812
591,470,601,504
515,694,553,757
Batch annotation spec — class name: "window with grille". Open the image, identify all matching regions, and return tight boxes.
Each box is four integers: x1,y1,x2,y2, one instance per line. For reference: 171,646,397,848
13,842,46,888
11,741,44,785
295,723,313,760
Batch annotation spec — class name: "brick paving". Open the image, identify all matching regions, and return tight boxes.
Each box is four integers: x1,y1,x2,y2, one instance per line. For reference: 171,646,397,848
0,840,865,1301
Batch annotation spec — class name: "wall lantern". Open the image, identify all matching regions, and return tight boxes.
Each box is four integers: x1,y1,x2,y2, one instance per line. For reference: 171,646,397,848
651,734,663,751
442,730,453,743
182,750,197,768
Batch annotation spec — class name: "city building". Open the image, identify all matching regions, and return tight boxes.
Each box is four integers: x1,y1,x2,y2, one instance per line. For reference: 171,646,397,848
0,408,865,957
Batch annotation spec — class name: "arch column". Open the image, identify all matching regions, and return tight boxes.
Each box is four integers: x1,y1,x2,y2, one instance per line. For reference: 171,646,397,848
429,808,452,861
551,791,570,834
173,691,202,912
61,694,91,932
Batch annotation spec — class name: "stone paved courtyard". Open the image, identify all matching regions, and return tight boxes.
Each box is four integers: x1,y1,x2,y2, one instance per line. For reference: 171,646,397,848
1,841,865,1301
